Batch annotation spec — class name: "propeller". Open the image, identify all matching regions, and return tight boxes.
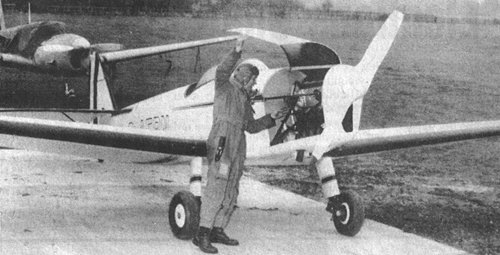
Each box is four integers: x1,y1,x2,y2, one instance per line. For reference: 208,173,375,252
312,11,404,159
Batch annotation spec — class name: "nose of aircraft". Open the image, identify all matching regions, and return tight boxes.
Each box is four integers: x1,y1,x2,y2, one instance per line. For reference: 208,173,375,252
53,34,92,71
70,35,91,49
34,33,92,73
43,33,91,49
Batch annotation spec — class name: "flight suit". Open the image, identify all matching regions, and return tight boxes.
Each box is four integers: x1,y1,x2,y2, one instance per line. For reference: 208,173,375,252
200,49,275,228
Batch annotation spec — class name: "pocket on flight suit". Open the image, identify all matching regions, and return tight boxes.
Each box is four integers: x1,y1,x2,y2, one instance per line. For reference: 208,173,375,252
214,136,230,179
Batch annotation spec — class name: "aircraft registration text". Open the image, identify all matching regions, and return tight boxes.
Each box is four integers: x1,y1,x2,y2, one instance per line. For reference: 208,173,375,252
128,115,169,130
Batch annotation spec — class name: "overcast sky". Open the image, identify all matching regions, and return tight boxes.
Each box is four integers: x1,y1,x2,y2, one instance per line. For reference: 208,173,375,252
299,0,500,18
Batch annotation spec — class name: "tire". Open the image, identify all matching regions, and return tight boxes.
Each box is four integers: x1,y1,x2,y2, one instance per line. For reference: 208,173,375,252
168,191,200,240
332,190,365,237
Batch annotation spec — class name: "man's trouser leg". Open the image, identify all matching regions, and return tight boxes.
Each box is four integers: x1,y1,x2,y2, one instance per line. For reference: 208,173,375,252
213,153,244,229
200,156,229,226
199,134,240,228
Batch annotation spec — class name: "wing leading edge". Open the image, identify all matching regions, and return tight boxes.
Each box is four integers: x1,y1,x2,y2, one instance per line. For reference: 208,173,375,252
1,117,499,162
327,120,500,157
0,116,206,162
255,120,500,159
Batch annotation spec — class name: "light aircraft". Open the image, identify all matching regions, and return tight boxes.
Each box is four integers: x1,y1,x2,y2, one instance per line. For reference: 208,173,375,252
0,0,123,76
0,11,499,239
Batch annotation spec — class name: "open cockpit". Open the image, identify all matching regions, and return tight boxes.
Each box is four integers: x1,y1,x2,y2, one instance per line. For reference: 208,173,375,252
250,64,353,150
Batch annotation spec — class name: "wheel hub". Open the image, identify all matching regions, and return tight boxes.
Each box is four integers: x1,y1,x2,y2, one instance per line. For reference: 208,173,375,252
335,202,350,224
174,204,186,228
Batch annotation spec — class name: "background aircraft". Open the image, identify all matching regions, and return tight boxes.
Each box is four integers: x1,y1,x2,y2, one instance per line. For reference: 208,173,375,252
0,11,499,239
0,0,122,76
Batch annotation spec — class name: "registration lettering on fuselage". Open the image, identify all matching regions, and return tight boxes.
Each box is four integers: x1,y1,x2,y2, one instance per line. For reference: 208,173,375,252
128,115,169,130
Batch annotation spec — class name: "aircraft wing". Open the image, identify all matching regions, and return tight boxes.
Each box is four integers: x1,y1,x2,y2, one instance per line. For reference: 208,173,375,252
0,116,206,163
1,114,499,164
259,120,500,158
99,35,239,63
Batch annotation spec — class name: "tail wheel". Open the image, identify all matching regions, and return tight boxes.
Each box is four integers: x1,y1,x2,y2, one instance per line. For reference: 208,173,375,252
168,191,200,240
332,190,365,236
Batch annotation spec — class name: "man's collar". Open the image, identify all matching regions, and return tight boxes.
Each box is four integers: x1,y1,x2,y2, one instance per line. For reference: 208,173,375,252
230,76,252,100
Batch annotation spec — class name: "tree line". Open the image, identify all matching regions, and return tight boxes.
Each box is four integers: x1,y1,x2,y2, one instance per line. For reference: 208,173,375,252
2,0,195,13
2,0,305,14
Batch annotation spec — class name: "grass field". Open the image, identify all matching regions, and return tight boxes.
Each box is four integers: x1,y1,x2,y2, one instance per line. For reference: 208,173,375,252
1,13,499,254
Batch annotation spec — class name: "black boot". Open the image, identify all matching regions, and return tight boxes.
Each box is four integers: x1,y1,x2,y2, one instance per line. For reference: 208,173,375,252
193,227,218,254
210,227,239,246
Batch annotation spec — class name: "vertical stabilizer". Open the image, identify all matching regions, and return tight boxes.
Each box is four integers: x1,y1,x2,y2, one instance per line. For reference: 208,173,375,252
0,0,6,31
89,52,115,112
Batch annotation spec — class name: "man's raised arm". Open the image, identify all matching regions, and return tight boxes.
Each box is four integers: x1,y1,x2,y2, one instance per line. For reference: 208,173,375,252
215,37,245,86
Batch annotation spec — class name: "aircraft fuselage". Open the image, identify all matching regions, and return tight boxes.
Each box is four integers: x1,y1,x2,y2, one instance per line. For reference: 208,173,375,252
106,64,317,164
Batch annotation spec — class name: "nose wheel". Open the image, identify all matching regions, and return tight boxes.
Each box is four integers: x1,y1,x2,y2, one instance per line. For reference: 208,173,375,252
330,190,365,237
168,191,200,240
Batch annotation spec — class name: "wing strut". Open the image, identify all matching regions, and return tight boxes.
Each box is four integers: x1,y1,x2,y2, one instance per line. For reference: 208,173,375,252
100,35,239,63
89,52,115,124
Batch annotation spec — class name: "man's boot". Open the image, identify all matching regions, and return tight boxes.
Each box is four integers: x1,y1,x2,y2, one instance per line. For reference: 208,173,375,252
193,227,218,254
210,227,239,246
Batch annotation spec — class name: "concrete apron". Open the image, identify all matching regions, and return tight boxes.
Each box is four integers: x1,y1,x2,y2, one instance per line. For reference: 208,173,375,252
0,150,468,255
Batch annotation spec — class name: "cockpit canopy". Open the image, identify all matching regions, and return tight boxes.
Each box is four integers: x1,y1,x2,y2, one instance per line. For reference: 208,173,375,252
185,40,340,98
280,42,340,82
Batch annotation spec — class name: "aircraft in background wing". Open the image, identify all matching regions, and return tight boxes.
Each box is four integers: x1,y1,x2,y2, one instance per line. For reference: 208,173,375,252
1,11,499,239
0,0,123,76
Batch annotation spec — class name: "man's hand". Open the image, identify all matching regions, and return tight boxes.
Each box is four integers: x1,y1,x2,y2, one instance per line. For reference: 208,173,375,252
235,36,247,53
249,89,259,98
271,107,289,120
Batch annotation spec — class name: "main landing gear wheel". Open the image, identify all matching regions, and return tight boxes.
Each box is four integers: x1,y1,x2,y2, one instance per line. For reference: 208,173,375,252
168,191,200,240
331,190,365,237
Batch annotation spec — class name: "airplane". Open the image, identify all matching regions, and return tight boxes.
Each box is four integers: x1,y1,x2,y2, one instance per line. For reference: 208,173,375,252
0,10,500,240
0,0,123,76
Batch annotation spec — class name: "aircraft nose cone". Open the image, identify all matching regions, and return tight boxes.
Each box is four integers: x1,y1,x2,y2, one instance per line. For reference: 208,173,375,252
72,36,91,48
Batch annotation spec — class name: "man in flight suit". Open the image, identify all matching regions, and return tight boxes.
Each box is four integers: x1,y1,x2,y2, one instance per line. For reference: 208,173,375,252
193,37,287,254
